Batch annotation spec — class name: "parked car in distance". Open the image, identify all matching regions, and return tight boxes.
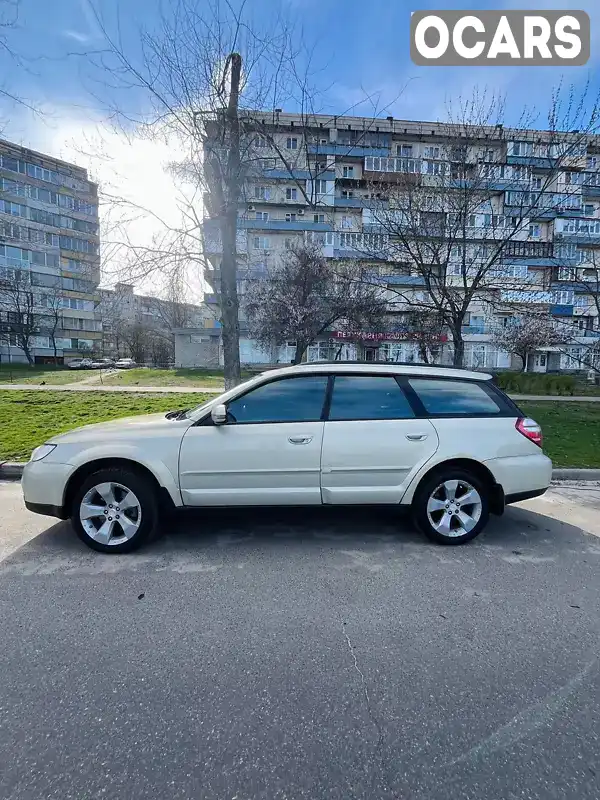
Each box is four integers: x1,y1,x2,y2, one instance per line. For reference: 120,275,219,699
114,358,137,369
67,358,94,370
22,363,552,554
90,358,115,369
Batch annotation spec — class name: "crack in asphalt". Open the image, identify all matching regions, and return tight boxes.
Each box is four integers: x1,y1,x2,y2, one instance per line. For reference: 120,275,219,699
342,622,387,792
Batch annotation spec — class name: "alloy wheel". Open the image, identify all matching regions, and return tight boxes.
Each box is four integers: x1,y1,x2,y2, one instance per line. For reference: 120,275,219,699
79,482,142,546
426,479,482,538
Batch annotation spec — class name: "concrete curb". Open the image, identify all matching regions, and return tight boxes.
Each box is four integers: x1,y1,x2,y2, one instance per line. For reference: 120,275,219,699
551,468,600,482
2,462,600,483
0,462,26,480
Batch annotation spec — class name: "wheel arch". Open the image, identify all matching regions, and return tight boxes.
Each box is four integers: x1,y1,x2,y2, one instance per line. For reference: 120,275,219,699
63,458,176,518
405,458,504,515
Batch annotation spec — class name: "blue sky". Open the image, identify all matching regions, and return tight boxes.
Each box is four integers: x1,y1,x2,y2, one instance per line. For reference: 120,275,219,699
1,0,600,288
2,0,600,139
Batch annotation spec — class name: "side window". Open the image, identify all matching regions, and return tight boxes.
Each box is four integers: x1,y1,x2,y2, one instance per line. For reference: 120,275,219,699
226,376,328,424
408,379,501,415
329,375,415,421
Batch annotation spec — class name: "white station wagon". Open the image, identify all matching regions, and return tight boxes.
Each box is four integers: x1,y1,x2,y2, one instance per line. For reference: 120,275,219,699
22,363,552,553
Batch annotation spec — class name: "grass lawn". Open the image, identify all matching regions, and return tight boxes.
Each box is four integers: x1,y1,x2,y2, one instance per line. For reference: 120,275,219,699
0,391,595,467
102,367,255,388
0,364,98,385
0,390,211,461
521,402,600,468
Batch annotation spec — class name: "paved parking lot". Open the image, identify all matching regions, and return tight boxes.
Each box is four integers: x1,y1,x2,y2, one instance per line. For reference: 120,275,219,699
0,481,599,800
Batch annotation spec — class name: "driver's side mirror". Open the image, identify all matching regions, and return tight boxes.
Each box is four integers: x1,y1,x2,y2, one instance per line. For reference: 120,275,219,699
211,403,228,425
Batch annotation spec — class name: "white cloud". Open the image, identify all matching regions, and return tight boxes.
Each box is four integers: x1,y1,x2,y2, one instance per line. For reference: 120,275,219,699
3,105,203,299
62,30,91,44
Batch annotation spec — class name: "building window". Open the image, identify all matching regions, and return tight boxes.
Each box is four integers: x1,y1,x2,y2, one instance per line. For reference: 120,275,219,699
252,236,270,250
531,176,542,190
285,213,297,222
313,214,325,224
423,146,440,159
255,135,269,148
285,187,298,200
255,211,269,221
254,186,268,200
584,204,595,217
314,179,327,194
552,290,574,305
286,137,298,150
397,145,413,158
342,166,354,178
529,223,542,238
341,215,352,229
341,190,353,199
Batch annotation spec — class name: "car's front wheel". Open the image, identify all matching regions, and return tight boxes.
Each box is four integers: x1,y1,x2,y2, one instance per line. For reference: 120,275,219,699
412,468,489,545
71,467,159,553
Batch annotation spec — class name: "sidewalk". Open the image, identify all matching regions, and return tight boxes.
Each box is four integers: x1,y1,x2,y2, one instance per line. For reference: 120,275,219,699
0,383,222,394
0,383,599,401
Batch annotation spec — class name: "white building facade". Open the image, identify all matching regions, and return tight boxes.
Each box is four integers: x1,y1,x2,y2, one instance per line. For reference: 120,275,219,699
197,112,600,372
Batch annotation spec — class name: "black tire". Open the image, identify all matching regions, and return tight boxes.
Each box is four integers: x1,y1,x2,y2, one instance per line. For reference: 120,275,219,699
412,467,489,546
71,467,160,553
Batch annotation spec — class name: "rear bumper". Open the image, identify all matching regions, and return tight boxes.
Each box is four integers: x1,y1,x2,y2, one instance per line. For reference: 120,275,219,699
483,453,552,498
24,501,68,519
505,487,548,505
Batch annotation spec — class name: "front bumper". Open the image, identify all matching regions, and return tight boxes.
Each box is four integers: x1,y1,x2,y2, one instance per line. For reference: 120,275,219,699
22,460,75,519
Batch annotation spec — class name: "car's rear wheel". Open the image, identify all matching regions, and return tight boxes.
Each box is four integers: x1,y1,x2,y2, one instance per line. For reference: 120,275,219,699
412,468,489,545
71,467,159,553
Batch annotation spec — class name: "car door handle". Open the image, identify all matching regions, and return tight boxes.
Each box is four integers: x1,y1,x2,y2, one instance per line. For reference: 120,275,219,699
406,433,428,441
288,436,313,445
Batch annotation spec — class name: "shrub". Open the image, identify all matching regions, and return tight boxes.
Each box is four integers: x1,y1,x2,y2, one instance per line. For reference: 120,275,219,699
495,372,575,396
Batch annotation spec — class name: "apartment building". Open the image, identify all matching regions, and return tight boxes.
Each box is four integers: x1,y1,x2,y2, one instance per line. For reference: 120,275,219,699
0,138,101,364
200,112,600,372
99,282,208,361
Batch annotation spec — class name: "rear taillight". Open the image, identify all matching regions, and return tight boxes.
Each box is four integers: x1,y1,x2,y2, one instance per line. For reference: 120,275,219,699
516,417,543,447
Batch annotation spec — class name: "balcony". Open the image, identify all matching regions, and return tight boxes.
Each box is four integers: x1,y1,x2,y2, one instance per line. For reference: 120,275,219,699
334,196,365,208
262,167,335,181
239,218,333,232
307,143,389,158
550,304,574,316
554,218,600,243
506,154,555,169
500,289,553,304
503,241,554,259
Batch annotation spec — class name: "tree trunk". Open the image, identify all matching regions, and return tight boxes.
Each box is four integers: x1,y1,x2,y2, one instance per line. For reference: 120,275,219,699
451,329,464,367
292,341,307,365
52,335,58,365
220,52,243,391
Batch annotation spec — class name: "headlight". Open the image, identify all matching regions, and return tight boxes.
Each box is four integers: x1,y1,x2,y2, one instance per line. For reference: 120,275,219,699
30,444,57,462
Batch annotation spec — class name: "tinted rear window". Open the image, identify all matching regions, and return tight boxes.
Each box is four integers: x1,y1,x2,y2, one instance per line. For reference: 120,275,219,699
408,379,501,415
329,375,415,420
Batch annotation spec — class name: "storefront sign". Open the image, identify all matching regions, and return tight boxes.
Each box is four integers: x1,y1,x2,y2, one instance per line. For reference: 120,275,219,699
332,330,447,343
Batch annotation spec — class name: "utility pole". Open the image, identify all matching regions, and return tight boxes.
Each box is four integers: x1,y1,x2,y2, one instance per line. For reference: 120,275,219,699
219,52,242,389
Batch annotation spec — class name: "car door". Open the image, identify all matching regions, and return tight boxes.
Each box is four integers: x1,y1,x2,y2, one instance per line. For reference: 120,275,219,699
178,374,329,506
320,374,439,504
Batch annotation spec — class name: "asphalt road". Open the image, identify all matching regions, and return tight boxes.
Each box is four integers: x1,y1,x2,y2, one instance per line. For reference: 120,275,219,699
0,481,599,800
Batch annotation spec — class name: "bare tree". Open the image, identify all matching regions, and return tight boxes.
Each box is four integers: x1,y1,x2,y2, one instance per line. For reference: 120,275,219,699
551,246,600,373
360,86,600,366
244,242,387,364
0,267,37,364
492,315,567,372
404,308,447,365
37,282,64,365
78,0,316,388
